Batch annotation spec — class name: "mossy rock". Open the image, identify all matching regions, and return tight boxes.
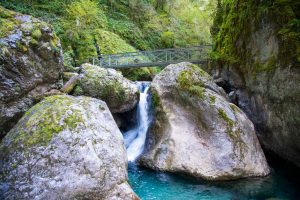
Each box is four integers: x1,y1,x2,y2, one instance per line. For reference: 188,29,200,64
0,95,138,199
140,62,269,180
74,63,139,113
0,7,19,38
3,95,85,148
0,6,64,138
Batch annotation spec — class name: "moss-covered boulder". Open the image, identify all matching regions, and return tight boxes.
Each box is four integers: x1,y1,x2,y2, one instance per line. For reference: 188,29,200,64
74,63,139,113
0,95,139,200
0,7,63,137
140,62,270,180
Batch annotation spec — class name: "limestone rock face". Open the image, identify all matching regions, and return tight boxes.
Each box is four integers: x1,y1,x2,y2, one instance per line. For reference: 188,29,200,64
210,5,300,167
0,95,138,200
74,63,139,113
0,7,63,137
140,62,270,180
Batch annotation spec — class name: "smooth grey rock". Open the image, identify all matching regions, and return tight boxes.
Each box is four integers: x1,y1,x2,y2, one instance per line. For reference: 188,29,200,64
73,63,139,113
140,62,270,180
0,7,63,137
0,95,139,200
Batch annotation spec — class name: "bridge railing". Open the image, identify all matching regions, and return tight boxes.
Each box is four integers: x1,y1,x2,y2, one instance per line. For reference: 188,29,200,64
93,45,211,68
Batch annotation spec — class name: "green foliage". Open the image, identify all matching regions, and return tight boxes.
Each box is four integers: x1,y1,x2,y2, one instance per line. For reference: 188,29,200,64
60,0,108,64
211,0,300,67
161,31,175,47
0,0,217,79
63,49,76,71
94,29,136,54
107,17,150,50
73,86,83,95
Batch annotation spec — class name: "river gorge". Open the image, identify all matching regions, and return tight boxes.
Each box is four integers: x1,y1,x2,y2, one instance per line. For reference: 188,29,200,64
0,2,299,199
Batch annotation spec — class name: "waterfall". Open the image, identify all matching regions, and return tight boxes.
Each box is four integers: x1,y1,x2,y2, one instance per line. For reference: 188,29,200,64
123,82,151,162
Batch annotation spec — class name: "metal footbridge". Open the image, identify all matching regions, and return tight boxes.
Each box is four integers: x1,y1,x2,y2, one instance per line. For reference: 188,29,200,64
93,45,211,68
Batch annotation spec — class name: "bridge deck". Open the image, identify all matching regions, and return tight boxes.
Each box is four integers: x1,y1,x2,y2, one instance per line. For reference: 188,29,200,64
93,45,211,68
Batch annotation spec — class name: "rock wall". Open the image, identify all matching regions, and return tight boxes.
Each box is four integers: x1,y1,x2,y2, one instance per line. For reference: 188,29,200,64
0,7,64,137
211,1,300,167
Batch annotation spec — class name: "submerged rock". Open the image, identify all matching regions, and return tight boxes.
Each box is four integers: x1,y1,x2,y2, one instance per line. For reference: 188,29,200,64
140,62,270,180
0,95,138,200
0,7,63,137
73,63,139,113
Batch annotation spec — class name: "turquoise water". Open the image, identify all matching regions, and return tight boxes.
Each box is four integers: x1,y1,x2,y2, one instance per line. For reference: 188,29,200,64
128,163,299,200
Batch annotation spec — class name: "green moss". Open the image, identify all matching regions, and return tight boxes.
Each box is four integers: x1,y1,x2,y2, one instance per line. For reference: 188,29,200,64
188,85,205,99
253,56,277,74
218,108,246,159
11,96,84,148
152,89,161,108
0,19,15,38
100,80,126,102
218,108,234,128
11,163,17,169
50,35,60,53
31,28,42,39
230,104,240,113
177,66,209,99
212,0,299,72
209,95,216,104
16,41,28,52
0,7,19,38
30,38,39,46
73,86,83,95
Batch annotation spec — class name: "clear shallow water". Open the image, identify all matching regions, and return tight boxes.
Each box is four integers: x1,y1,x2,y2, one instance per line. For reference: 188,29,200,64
128,163,299,200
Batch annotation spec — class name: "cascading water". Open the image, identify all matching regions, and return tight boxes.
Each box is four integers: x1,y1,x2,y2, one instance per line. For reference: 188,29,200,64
123,82,151,162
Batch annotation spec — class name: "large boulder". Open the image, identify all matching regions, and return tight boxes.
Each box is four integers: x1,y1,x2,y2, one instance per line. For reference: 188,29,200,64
73,63,139,113
140,62,270,180
0,7,63,137
0,95,138,200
